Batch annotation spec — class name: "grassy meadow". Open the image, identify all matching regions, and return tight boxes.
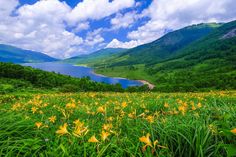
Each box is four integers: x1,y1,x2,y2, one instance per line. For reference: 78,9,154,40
0,91,235,156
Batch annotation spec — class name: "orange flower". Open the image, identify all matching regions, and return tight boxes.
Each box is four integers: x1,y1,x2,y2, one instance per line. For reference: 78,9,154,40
73,119,89,137
121,102,127,108
139,133,152,147
56,123,69,136
97,106,105,114
146,115,154,123
31,107,37,114
197,102,202,108
101,131,110,141
230,128,236,134
103,124,112,131
164,102,169,108
191,105,196,111
139,133,167,151
49,116,56,123
35,122,43,129
88,135,99,143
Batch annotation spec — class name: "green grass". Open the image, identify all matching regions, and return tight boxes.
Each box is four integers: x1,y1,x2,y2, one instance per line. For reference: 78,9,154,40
95,64,156,84
0,91,235,156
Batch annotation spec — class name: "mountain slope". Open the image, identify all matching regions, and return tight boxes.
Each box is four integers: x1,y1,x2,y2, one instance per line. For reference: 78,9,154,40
95,21,236,91
64,48,126,66
101,23,221,67
0,44,58,63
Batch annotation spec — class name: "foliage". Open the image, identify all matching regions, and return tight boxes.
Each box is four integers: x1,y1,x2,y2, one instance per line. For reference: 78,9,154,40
0,62,148,93
0,91,235,156
93,21,236,92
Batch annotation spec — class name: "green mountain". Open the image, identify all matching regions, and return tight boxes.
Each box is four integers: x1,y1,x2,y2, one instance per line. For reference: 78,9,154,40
99,23,221,67
63,48,127,66
0,44,58,63
94,21,236,91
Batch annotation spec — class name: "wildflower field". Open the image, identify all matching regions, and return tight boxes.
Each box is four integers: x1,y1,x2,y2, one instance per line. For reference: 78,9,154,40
0,91,236,156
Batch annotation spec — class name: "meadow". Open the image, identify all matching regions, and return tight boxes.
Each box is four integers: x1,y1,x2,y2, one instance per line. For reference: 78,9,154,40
0,91,235,156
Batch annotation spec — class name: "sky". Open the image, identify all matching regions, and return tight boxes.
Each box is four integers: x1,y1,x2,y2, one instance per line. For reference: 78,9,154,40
0,0,236,59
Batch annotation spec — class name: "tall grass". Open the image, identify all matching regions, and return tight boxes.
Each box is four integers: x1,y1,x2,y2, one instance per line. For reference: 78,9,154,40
0,92,235,156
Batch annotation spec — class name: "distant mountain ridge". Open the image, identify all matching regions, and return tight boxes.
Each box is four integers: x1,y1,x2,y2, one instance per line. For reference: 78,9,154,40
0,44,58,63
103,23,222,66
63,48,127,65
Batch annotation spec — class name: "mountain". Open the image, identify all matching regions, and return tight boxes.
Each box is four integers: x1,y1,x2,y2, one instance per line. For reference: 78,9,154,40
94,21,236,91
0,44,58,63
100,23,221,67
63,48,127,66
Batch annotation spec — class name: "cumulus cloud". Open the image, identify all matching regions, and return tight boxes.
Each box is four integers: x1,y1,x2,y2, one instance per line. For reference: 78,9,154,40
110,11,138,30
0,0,135,58
127,0,236,44
106,39,142,49
67,0,135,25
72,22,90,33
85,29,105,46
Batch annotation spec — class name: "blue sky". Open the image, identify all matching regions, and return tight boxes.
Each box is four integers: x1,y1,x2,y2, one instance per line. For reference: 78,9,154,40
0,0,236,58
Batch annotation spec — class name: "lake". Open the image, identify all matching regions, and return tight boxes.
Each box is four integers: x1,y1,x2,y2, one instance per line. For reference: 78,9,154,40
23,62,143,88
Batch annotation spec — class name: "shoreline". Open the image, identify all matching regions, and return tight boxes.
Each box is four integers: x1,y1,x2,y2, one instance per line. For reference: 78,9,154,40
137,80,155,89
92,68,156,89
73,64,155,89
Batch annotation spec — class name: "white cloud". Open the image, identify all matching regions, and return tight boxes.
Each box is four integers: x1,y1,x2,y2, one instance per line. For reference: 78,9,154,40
0,0,85,58
72,22,90,33
67,0,135,25
106,39,141,49
0,0,19,17
127,0,236,45
0,0,136,58
110,11,138,30
85,28,105,46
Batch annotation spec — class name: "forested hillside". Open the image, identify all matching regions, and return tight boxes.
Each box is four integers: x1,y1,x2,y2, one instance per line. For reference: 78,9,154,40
94,21,236,92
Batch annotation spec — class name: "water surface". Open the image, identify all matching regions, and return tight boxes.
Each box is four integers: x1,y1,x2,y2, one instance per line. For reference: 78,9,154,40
23,62,143,88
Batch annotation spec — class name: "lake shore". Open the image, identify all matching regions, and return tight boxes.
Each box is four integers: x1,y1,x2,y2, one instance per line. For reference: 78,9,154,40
91,68,155,89
137,80,155,89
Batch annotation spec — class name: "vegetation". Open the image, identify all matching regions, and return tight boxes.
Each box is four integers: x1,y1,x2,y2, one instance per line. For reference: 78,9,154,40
0,62,150,93
0,44,58,63
93,21,236,92
0,91,235,156
90,23,221,67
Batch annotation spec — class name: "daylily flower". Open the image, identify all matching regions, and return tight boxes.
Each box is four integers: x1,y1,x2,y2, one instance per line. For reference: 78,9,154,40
197,102,202,108
35,122,43,129
139,133,167,152
146,115,154,123
121,102,127,108
97,106,105,114
56,123,69,136
31,107,37,114
49,116,56,123
139,133,152,147
103,124,112,131
73,119,89,137
230,128,236,134
88,135,99,143
101,131,110,141
164,102,169,108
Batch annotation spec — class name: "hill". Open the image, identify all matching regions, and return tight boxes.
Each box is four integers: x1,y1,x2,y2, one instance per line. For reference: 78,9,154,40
96,23,221,67
94,21,236,91
0,44,58,63
63,48,127,66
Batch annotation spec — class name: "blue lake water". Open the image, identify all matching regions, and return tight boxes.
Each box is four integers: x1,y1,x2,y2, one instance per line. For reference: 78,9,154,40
22,62,143,88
